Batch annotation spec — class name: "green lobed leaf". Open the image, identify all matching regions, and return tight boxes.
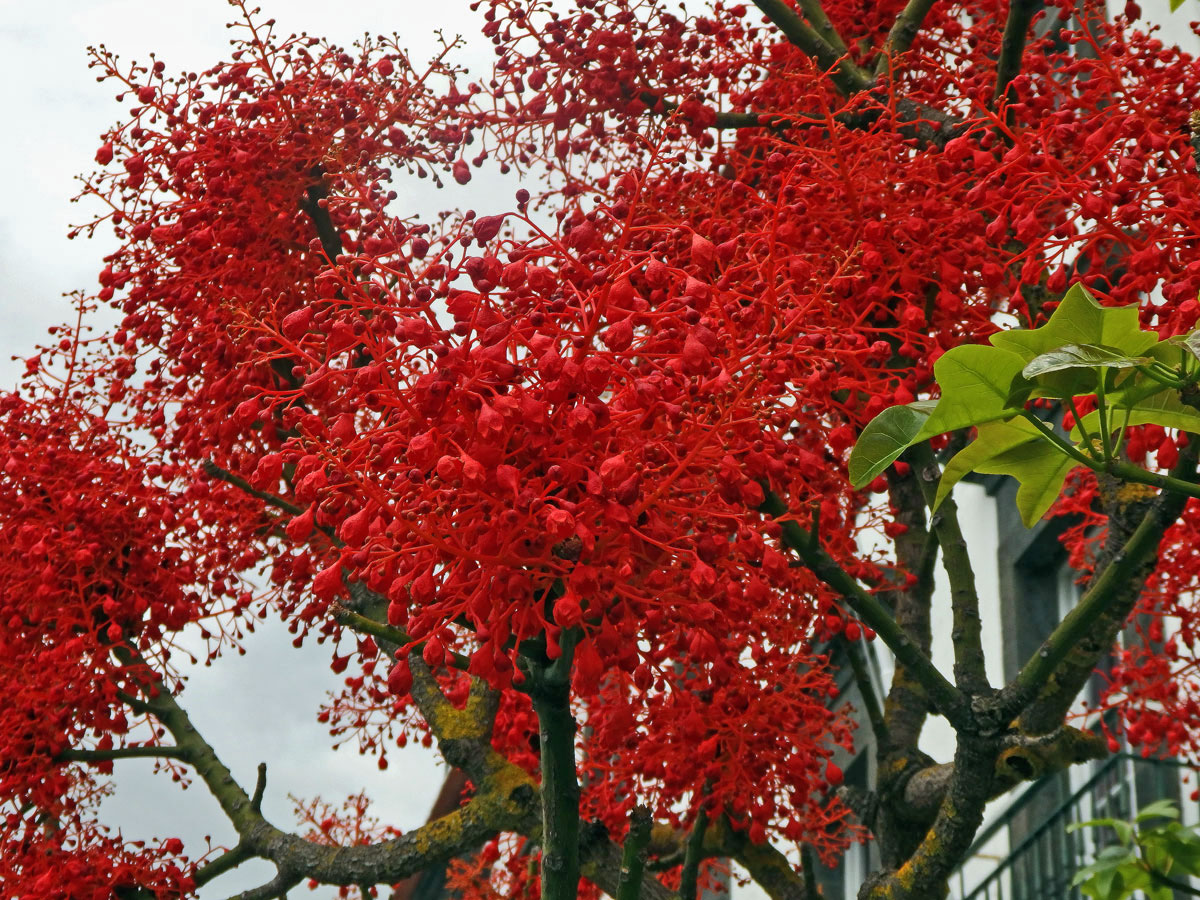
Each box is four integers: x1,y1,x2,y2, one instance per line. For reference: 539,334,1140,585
1146,827,1200,875
1022,343,1150,380
957,425,1081,526
1177,328,1200,363
934,419,1042,511
1075,387,1200,441
1019,342,1152,402
1153,336,1191,367
919,344,1028,436
1134,800,1180,823
992,283,1158,363
847,400,938,488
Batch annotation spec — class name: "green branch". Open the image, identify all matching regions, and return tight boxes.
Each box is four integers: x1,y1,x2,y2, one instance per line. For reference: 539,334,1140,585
993,0,1040,107
907,444,990,695
333,605,471,669
795,0,849,55
750,0,872,94
1106,459,1200,501
1000,447,1197,722
760,490,970,731
1024,409,1200,500
616,807,653,900
57,745,186,763
1148,868,1200,898
202,460,306,516
843,633,889,746
678,809,709,900
876,0,939,75
527,648,582,900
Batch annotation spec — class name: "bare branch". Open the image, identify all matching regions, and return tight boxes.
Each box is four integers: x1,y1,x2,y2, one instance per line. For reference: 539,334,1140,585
876,0,939,76
999,441,1198,730
615,807,653,900
1190,110,1200,170
798,845,822,900
251,763,267,814
900,726,1106,822
794,0,850,55
201,460,305,517
880,466,938,752
526,643,583,900
992,0,1040,107
735,837,814,900
750,0,871,95
843,635,888,746
579,828,676,900
760,489,971,731
298,166,346,263
57,745,186,763
678,809,709,900
194,843,254,889
119,649,538,889
867,736,994,900
223,871,302,900
408,655,503,784
908,444,990,695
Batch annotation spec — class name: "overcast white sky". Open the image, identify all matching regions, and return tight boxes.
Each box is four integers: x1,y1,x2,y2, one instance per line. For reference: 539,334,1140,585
0,2,511,897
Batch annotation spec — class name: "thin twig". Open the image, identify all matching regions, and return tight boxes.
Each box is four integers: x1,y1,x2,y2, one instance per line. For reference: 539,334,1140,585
57,745,187,763
759,489,970,730
251,762,267,814
843,635,889,746
202,460,305,516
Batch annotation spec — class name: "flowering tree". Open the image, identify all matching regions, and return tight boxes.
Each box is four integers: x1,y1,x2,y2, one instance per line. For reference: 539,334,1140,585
8,0,1200,897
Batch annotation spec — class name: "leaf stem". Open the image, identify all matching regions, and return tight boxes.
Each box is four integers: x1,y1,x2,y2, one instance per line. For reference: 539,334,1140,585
1023,410,1200,499
1020,411,1095,469
1097,375,1114,462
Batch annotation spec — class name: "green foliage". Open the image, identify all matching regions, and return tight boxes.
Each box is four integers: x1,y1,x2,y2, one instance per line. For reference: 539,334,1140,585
1069,800,1200,900
849,284,1200,526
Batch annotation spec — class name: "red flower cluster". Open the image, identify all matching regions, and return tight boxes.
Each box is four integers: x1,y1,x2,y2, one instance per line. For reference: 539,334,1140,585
12,0,1200,892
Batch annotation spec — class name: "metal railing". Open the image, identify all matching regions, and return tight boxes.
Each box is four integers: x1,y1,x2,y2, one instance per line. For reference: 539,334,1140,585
952,754,1189,900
